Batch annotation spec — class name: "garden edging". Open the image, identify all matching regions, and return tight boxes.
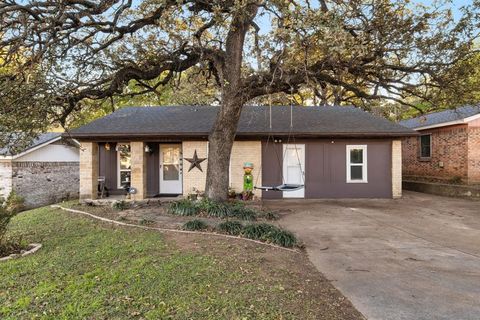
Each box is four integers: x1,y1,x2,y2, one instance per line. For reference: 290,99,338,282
51,205,300,253
0,243,42,262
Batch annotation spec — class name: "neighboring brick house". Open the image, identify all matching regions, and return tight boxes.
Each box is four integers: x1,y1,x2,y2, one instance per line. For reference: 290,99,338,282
400,105,480,184
69,106,416,200
0,133,80,208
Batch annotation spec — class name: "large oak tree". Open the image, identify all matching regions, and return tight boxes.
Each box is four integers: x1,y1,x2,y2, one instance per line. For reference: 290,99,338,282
1,0,479,200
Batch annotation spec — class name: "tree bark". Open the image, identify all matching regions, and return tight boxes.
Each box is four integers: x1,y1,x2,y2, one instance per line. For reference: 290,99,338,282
205,4,258,201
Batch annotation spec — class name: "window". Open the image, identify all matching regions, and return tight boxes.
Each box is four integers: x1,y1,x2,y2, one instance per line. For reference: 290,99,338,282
117,144,131,188
419,134,431,159
346,145,368,183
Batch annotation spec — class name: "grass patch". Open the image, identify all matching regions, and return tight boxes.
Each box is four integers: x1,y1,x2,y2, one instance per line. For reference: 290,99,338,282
0,206,361,319
182,220,208,231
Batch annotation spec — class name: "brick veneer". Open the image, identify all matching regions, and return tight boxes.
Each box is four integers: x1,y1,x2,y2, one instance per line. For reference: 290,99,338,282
0,160,13,199
391,140,402,198
130,142,147,199
182,141,208,195
468,127,480,183
182,140,263,197
403,123,480,184
229,141,262,197
12,162,79,208
79,142,98,200
402,125,469,182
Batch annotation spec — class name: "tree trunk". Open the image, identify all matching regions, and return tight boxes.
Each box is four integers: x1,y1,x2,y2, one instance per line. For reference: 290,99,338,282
205,5,258,201
205,96,244,201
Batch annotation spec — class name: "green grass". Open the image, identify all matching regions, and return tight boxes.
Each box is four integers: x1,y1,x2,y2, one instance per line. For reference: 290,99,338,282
0,206,325,319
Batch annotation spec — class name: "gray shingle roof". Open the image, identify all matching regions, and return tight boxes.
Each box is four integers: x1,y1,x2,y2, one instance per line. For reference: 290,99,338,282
0,133,62,156
70,105,416,138
399,105,480,129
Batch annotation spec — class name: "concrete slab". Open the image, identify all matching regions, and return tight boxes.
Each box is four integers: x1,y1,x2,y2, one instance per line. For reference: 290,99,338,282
266,191,480,320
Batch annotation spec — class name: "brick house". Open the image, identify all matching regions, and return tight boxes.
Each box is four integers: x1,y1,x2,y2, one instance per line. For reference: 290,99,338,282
69,106,416,200
0,133,80,208
400,105,480,184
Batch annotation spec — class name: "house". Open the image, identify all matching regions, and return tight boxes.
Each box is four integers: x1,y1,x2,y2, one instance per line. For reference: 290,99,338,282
0,133,80,208
68,106,416,200
400,105,480,184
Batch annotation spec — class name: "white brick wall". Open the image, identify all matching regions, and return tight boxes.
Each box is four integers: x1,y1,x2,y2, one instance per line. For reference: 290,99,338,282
0,161,13,199
392,140,402,198
182,140,262,198
182,141,209,196
79,142,99,200
229,141,262,197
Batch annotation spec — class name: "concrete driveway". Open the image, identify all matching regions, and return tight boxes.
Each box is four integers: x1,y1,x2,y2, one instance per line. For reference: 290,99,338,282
267,191,480,320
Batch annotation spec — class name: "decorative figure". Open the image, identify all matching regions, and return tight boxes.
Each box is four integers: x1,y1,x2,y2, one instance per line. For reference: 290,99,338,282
185,150,207,172
243,162,254,200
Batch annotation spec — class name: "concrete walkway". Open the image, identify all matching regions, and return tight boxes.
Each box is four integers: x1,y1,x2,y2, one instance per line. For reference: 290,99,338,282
267,192,480,320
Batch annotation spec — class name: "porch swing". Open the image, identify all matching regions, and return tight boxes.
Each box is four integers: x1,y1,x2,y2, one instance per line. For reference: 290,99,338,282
254,98,305,192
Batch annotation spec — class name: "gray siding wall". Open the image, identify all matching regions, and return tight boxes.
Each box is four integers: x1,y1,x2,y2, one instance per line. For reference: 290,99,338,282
12,162,79,208
262,139,392,199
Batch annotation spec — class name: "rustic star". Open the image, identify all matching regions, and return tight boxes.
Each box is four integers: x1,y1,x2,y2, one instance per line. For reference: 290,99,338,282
185,150,207,172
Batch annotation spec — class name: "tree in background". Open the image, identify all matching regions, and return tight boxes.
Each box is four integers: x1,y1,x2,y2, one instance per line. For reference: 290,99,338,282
1,0,479,200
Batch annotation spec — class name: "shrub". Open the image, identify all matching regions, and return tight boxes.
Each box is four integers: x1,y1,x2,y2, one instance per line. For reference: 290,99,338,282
197,198,229,218
216,220,244,235
183,219,208,231
241,223,277,240
112,200,129,211
241,223,298,248
229,206,257,221
0,205,16,242
168,199,199,216
4,191,25,214
265,229,297,248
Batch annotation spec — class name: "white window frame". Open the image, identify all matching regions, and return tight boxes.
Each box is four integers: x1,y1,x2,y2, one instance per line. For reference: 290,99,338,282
346,145,368,183
117,143,131,189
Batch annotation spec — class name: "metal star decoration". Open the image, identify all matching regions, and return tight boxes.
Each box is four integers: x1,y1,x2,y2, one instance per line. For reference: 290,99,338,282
185,150,207,172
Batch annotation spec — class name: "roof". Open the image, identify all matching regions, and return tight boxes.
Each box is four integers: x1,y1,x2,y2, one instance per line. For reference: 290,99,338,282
399,105,480,130
69,105,416,139
0,133,62,157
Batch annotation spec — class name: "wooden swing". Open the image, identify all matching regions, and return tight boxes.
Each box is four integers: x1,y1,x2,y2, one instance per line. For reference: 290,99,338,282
254,98,305,192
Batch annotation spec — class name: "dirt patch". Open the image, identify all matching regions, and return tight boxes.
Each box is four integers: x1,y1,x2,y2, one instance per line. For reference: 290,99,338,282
162,231,363,319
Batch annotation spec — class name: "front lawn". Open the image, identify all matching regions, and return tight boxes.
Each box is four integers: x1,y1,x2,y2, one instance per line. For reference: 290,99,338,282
0,206,362,319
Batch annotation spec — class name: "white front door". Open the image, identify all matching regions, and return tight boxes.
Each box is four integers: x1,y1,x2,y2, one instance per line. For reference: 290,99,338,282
283,144,305,198
159,144,183,194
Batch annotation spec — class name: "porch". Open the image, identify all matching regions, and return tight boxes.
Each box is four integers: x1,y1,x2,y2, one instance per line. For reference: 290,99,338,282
79,140,262,201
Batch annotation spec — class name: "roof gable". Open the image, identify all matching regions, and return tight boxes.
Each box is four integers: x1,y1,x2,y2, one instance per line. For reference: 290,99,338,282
0,133,62,157
70,105,416,138
399,105,480,130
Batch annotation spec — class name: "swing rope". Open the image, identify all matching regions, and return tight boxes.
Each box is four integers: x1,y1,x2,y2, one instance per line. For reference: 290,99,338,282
254,91,305,192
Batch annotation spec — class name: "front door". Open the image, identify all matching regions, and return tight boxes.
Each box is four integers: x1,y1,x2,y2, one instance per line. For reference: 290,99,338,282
283,144,305,198
159,144,183,194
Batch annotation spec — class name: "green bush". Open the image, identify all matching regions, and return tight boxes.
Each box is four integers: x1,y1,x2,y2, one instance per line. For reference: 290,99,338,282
183,219,208,231
112,200,129,211
4,191,25,214
197,198,229,218
266,229,297,248
241,223,298,248
168,199,199,216
0,205,16,242
229,206,257,221
241,223,277,240
216,220,244,235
